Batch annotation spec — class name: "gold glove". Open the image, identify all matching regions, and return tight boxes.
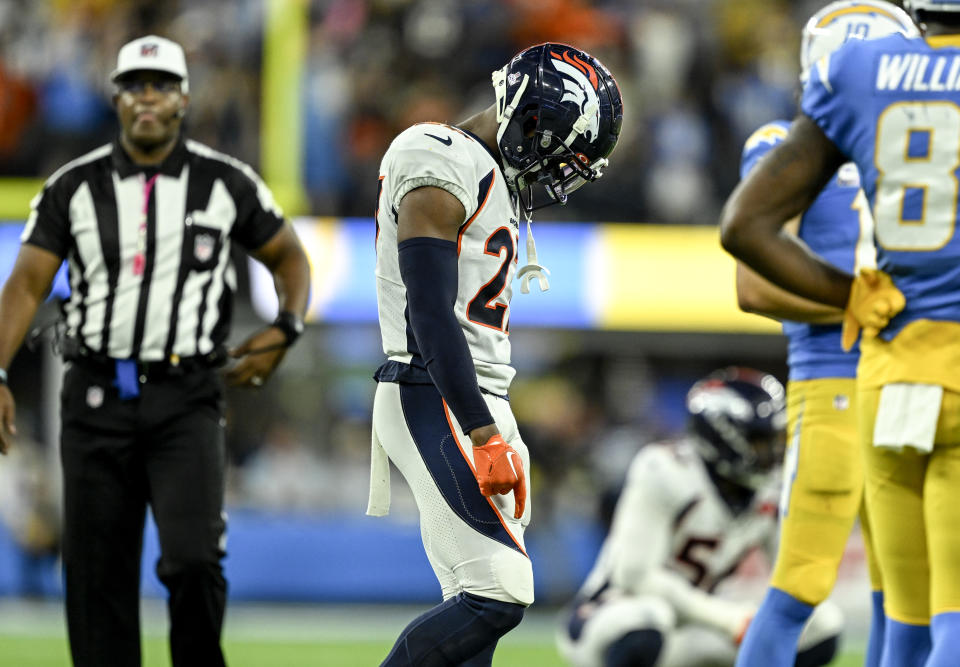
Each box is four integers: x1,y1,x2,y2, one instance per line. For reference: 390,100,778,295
841,268,906,352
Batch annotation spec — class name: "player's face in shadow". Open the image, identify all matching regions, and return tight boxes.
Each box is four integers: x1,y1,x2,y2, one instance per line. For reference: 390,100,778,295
114,71,187,151
751,431,785,472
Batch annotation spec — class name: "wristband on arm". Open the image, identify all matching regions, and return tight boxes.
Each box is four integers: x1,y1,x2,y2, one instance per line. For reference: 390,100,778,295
272,310,304,346
398,237,494,433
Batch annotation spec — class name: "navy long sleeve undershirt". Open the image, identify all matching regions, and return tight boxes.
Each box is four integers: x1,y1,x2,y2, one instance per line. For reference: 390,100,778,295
398,237,494,434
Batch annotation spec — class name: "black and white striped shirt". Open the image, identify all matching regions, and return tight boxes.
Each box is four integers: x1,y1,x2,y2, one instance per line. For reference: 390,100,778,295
22,138,285,362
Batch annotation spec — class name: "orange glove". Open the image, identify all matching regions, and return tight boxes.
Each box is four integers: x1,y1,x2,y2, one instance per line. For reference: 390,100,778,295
841,268,906,352
473,435,526,519
733,610,754,646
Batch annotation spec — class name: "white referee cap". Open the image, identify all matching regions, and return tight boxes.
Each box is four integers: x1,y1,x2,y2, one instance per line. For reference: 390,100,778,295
111,35,189,93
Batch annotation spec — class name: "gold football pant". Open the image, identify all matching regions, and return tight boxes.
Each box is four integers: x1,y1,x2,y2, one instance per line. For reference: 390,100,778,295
858,386,960,624
771,378,882,604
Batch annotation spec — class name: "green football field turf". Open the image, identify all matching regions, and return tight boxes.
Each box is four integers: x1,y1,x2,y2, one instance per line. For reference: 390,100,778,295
0,636,866,666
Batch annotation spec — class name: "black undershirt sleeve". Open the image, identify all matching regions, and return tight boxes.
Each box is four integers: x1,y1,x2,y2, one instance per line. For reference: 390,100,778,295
398,237,494,434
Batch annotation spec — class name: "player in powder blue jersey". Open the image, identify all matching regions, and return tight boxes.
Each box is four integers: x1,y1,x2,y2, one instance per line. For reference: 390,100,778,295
735,132,882,667
732,9,918,667
721,2,960,665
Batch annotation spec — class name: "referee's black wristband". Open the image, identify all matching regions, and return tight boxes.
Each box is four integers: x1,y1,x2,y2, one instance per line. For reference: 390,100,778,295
272,311,304,346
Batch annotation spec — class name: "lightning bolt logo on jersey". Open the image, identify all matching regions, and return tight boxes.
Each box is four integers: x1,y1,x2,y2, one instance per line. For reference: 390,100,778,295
374,122,519,395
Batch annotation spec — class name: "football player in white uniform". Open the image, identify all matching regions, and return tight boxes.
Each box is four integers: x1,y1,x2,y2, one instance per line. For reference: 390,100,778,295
557,369,844,667
367,43,623,666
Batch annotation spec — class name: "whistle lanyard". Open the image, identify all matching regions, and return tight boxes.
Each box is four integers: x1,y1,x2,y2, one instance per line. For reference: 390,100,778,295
133,173,159,276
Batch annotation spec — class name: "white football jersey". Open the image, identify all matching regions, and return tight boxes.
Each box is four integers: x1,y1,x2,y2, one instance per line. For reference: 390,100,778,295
579,439,780,602
375,122,519,395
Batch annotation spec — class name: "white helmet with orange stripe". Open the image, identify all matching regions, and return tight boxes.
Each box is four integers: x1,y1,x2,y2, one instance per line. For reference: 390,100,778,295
801,0,920,82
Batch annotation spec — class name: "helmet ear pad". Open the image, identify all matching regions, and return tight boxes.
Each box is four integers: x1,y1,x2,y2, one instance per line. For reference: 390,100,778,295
498,103,542,181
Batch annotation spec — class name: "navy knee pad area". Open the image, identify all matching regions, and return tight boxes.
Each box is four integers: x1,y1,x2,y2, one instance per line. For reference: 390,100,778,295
462,592,525,632
381,592,525,666
795,635,839,667
604,629,664,667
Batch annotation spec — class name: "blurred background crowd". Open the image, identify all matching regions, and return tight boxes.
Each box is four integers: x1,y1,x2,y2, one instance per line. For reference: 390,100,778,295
0,0,823,222
0,0,859,602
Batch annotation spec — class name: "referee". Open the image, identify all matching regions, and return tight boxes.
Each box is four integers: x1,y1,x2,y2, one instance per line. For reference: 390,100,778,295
0,36,310,667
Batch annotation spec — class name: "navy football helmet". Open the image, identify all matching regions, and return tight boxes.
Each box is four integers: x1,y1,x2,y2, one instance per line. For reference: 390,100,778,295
492,43,623,212
686,367,786,491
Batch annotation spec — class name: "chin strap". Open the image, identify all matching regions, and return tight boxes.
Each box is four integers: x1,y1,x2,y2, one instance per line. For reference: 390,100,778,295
493,66,530,187
561,101,599,149
493,68,529,128
517,211,550,294
559,101,611,183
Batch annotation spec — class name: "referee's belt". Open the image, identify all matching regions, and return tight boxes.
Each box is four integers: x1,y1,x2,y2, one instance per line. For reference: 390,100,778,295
63,340,227,379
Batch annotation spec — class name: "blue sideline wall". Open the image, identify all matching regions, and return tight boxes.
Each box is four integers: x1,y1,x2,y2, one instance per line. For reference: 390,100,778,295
0,511,604,603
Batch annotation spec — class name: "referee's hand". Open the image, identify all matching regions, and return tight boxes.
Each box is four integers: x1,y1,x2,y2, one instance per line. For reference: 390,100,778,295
0,385,16,454
225,326,288,388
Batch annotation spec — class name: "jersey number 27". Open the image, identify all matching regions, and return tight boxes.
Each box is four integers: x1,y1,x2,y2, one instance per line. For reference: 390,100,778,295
467,227,515,331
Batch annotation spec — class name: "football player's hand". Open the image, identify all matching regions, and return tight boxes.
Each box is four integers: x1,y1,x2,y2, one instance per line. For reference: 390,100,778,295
734,613,752,646
473,435,526,519
841,268,905,352
728,603,755,645
225,326,288,388
0,385,15,454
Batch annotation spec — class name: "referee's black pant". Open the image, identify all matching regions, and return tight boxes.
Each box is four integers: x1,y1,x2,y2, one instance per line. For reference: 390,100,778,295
60,358,228,667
